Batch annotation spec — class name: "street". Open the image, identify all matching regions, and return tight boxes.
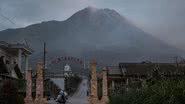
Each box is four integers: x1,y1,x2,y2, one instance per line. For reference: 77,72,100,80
48,79,89,104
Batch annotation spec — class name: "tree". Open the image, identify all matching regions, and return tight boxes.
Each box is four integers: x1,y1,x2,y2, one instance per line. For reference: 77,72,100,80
0,80,24,104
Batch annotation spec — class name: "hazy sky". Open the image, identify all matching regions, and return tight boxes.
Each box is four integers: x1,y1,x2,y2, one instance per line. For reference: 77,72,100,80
0,0,185,50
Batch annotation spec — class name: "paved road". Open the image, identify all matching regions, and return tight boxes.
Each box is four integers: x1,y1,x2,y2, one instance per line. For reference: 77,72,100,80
48,79,89,104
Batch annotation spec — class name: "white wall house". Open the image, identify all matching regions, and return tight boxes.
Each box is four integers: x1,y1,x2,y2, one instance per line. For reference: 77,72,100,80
0,41,33,79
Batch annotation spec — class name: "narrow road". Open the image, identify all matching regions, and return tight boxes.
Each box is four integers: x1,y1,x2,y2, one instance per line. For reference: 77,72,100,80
48,79,89,104
67,79,89,104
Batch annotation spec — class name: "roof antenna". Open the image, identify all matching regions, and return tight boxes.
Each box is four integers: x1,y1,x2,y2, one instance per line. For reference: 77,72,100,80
24,38,30,48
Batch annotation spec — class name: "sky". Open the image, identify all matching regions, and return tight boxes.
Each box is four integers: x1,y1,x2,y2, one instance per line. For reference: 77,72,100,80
0,0,185,50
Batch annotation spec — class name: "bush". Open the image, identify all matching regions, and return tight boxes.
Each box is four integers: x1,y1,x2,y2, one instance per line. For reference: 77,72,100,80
16,95,24,104
109,96,124,104
0,80,24,104
110,79,185,104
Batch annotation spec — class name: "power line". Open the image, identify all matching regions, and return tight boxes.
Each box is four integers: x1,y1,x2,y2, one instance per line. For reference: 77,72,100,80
0,8,16,26
0,20,8,29
0,13,16,25
0,15,8,28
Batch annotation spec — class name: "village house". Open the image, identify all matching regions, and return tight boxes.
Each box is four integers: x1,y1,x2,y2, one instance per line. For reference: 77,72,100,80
100,62,185,95
0,41,33,80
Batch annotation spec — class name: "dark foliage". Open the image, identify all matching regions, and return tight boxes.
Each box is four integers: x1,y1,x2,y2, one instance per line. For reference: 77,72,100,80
109,79,185,104
0,80,24,104
14,64,23,79
0,56,9,74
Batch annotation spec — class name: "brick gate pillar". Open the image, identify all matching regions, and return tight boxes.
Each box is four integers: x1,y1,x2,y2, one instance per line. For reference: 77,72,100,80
24,68,33,104
35,63,47,104
89,60,98,104
101,67,109,104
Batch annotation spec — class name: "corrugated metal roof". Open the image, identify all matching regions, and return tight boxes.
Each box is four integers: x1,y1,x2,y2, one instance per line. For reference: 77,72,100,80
107,63,185,76
107,66,122,75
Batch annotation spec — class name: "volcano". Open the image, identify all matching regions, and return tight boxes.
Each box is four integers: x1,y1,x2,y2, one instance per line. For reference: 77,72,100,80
0,7,183,65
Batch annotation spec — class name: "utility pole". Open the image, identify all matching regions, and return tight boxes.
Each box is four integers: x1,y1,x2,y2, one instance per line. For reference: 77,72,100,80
84,59,86,69
43,42,47,69
43,42,47,80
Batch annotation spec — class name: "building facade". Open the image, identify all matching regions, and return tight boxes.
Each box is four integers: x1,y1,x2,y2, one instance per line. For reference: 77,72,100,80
0,41,33,104
0,41,33,79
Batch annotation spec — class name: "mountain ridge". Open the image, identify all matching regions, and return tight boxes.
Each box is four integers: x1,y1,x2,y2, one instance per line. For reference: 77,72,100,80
0,7,183,66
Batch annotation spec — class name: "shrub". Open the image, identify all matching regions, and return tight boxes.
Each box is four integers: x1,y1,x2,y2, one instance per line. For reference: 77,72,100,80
110,79,185,104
